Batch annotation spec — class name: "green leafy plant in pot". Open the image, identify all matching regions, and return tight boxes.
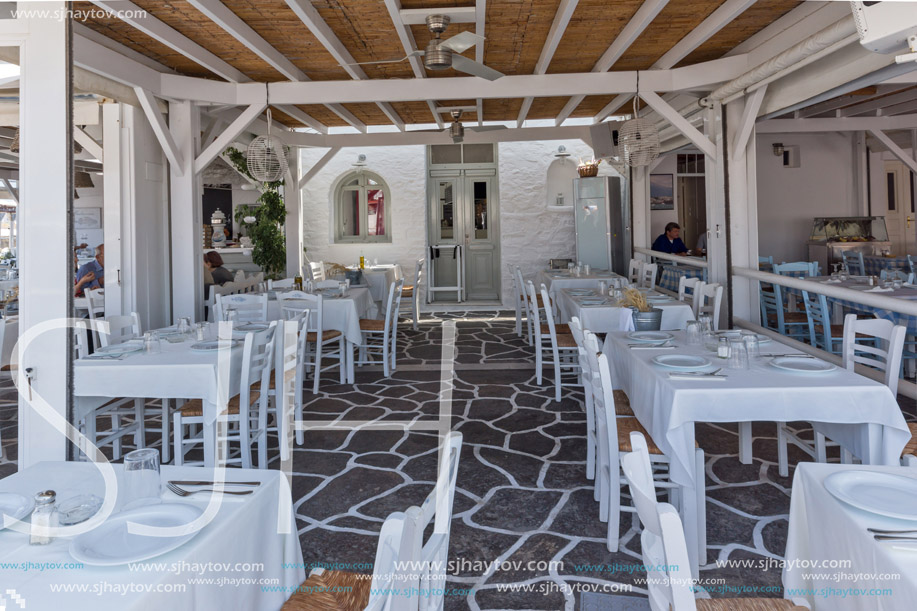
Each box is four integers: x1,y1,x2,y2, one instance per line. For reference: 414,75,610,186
225,147,287,280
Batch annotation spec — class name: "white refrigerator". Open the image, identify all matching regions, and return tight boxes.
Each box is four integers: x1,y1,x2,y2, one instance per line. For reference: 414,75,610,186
573,176,629,276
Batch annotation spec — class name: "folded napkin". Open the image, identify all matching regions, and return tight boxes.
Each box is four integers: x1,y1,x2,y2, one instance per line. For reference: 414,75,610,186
866,286,893,293
668,374,727,381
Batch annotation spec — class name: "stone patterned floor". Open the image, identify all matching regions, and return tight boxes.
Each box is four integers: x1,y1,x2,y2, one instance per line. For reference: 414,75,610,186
2,311,915,610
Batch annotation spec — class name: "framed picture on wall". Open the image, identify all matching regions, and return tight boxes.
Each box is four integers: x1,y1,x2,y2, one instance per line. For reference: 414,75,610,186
650,174,674,210
74,207,101,229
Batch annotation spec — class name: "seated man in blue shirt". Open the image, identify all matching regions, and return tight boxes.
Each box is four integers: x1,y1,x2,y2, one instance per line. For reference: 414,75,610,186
75,244,104,296
652,222,689,256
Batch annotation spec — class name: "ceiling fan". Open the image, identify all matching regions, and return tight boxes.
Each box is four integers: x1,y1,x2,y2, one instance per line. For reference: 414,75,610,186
418,110,505,143
342,15,504,81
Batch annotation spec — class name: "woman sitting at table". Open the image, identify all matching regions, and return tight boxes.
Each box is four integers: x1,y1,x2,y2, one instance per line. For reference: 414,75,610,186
652,222,689,256
204,251,233,286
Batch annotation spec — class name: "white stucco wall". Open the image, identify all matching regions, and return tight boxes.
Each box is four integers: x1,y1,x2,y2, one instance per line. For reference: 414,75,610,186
299,139,614,307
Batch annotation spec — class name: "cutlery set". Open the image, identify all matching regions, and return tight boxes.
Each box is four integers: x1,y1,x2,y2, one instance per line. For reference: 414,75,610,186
166,480,260,497
869,527,917,543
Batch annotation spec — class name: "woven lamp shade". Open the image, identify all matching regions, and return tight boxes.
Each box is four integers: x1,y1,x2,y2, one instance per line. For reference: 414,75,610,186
75,171,95,189
246,135,289,183
9,128,18,153
73,189,79,200
619,117,660,168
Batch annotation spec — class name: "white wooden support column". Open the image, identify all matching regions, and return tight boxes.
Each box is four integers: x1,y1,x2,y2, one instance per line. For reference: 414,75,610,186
853,131,869,215
169,100,203,322
704,103,728,299
18,2,71,467
284,151,302,278
631,165,651,258
102,103,123,318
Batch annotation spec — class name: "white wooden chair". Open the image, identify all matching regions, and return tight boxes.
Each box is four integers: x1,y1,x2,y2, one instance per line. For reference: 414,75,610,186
174,323,277,468
356,279,404,377
677,277,704,309
777,314,906,476
694,282,723,328
639,263,658,290
595,353,695,552
215,292,268,323
308,260,326,282
530,282,578,401
400,259,424,331
84,287,106,348
268,277,296,289
515,266,535,344
270,320,299,464
97,312,142,348
628,259,643,284
281,292,345,393
510,265,526,338
621,431,810,611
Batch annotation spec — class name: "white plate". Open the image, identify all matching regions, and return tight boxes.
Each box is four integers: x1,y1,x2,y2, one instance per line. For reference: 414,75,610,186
235,323,269,331
95,341,144,356
568,289,593,295
769,356,836,374
69,503,204,566
0,493,34,529
824,471,917,521
190,339,240,352
627,331,674,343
651,354,711,371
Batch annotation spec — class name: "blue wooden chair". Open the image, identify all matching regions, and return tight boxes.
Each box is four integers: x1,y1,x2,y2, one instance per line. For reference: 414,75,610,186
758,255,774,268
841,251,865,276
760,282,809,340
881,268,910,283
773,261,818,278
907,254,916,277
800,291,842,354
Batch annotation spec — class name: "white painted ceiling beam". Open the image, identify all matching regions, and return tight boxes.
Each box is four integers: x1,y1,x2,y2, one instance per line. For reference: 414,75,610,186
400,7,476,25
839,88,917,117
798,94,873,118
757,114,917,133
273,105,327,134
326,104,367,133
641,91,714,158
517,0,580,127
74,126,104,162
283,0,403,131
869,129,917,174
195,103,268,175
217,152,260,188
201,116,226,151
73,20,174,74
89,1,248,82
298,147,341,189
74,34,162,93
475,0,486,127
882,98,917,117
134,87,186,174
731,85,766,157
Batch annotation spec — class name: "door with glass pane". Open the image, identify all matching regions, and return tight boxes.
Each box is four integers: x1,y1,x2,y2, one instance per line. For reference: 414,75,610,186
464,175,499,300
884,161,916,256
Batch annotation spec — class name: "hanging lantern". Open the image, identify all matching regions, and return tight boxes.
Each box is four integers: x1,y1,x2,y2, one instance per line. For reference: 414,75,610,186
246,106,289,182
9,128,18,153
619,96,660,168
73,189,79,200
75,171,95,189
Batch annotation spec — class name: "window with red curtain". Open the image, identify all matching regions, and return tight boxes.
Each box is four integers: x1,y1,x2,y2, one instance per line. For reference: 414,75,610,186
367,189,385,236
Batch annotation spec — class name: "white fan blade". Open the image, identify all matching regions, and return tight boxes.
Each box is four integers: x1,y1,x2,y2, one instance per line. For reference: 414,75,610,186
451,54,504,81
467,125,507,132
341,50,423,67
440,31,484,54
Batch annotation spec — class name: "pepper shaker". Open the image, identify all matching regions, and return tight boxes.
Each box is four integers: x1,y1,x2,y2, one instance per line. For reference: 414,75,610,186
30,490,58,545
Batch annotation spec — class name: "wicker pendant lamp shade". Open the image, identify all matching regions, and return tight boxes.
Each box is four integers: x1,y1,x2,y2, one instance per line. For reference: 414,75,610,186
246,105,288,183
619,96,660,168
75,171,95,189
9,128,84,155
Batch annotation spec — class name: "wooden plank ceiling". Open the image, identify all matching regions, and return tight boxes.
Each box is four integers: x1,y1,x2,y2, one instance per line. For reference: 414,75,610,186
74,0,802,128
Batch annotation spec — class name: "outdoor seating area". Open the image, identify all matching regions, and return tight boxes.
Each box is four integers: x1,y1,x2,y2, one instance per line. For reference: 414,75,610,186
3,2,917,610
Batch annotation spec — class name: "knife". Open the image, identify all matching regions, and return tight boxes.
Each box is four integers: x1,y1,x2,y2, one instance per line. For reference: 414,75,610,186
168,480,261,487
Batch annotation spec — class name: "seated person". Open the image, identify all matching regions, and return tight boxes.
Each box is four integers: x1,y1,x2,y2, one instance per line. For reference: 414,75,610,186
652,222,689,256
204,251,233,286
695,231,707,254
75,245,104,297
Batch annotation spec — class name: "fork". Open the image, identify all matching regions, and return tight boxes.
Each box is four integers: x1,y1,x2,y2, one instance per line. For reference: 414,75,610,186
869,527,917,535
167,482,252,497
874,534,917,542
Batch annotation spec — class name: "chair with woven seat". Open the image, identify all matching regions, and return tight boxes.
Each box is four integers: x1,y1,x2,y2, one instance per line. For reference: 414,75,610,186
880,268,909,283
174,323,277,468
280,292,345,393
800,290,842,354
400,259,423,331
356,279,404,377
511,265,527,338
268,278,296,290
308,261,326,283
621,431,809,611
529,282,579,401
777,314,906,476
215,292,268,323
595,354,699,553
842,251,865,276
639,263,658,290
677,277,704,310
758,255,774,269
760,281,808,341
97,313,142,348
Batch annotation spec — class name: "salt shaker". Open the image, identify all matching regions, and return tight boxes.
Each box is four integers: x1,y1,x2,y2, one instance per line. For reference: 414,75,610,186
717,337,730,359
30,490,58,545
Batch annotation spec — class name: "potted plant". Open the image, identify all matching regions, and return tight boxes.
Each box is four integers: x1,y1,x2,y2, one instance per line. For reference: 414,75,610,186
616,288,663,331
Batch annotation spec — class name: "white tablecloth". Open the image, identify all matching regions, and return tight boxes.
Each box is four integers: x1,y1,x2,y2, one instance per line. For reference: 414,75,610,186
536,269,622,297
555,289,694,333
350,264,403,302
74,330,245,467
267,287,376,347
784,463,917,610
603,330,910,570
0,462,304,611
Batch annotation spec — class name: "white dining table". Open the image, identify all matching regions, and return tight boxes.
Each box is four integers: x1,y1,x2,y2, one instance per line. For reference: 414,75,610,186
74,328,245,468
555,288,695,333
0,461,304,611
536,269,622,297
267,286,376,347
603,330,910,572
784,463,917,610
348,264,403,302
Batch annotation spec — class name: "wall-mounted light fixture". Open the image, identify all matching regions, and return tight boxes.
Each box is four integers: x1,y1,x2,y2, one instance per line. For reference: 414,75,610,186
772,142,785,156
352,154,367,175
554,145,570,158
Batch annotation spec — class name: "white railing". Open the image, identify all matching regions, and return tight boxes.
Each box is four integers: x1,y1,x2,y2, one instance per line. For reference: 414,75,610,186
732,265,917,399
635,247,708,269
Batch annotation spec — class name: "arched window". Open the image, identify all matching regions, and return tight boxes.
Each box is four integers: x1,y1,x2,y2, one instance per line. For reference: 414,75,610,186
333,171,391,243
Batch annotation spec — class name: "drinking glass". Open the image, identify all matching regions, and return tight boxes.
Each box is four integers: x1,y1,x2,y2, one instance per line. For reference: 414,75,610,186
697,314,713,334
225,307,237,323
122,448,161,509
598,281,607,295
195,322,206,341
893,279,903,290
741,331,760,359
703,330,719,353
142,331,161,354
338,281,348,295
178,317,191,336
567,262,575,273
583,264,591,275
727,339,749,369
685,321,703,346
